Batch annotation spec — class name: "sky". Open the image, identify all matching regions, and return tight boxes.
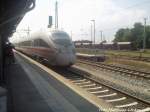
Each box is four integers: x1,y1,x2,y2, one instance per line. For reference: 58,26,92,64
16,0,150,43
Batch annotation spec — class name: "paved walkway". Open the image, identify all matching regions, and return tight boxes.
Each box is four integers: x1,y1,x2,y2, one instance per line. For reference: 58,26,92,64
5,53,99,112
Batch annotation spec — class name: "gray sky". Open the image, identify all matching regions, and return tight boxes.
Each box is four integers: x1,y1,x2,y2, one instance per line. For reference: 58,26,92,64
17,0,150,43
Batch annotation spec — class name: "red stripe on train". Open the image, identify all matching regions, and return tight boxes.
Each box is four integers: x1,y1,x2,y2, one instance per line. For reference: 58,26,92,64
16,47,55,58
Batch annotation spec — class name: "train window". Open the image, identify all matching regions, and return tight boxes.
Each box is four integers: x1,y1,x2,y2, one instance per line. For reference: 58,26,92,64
53,39,72,46
51,32,72,46
20,41,32,46
33,39,50,48
33,39,40,47
52,32,70,40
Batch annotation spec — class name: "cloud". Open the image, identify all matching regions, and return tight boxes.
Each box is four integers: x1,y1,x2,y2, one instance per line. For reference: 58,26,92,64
58,0,148,42
17,0,148,42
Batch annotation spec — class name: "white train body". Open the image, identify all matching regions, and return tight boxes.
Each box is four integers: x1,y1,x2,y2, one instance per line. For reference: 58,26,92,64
12,29,76,66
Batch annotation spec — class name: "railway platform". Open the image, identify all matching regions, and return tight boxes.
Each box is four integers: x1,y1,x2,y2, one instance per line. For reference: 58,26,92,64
76,53,106,62
4,52,99,112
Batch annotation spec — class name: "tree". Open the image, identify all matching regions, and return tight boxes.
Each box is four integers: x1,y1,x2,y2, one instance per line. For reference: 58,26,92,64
114,22,150,49
114,28,126,42
131,23,144,48
114,28,131,42
146,26,150,48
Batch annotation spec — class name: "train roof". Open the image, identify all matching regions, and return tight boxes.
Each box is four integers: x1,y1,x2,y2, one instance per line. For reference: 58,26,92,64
117,42,131,45
10,29,69,44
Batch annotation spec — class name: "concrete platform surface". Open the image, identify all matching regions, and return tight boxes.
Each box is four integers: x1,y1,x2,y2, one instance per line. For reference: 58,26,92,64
5,53,99,112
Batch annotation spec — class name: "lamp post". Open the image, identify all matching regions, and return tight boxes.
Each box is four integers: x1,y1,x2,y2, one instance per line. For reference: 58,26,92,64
91,23,93,44
100,30,103,43
55,1,58,29
91,20,96,55
91,20,95,45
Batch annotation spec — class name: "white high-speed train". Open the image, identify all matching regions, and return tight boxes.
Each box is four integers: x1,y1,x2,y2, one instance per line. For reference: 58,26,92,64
12,29,76,66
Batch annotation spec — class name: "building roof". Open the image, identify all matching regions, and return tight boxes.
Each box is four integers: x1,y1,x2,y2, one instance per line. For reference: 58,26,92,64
102,42,114,45
74,40,92,44
117,42,131,45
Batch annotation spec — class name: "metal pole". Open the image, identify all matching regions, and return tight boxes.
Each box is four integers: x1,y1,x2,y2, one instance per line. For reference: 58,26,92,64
91,20,96,55
27,26,30,38
91,23,93,44
100,30,103,43
91,20,95,44
56,1,58,28
55,1,56,28
70,31,72,40
55,1,58,29
93,20,95,44
143,18,147,50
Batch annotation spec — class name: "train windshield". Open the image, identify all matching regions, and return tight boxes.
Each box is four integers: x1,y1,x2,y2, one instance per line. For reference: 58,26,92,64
51,32,72,46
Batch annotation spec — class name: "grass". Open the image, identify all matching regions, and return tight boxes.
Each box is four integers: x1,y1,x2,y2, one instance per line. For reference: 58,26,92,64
76,48,150,72
76,48,150,58
105,50,150,57
76,48,105,56
105,58,150,72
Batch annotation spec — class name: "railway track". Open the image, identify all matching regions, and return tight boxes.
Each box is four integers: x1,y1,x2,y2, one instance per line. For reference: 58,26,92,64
17,50,150,111
108,54,150,63
52,67,150,112
77,60,150,80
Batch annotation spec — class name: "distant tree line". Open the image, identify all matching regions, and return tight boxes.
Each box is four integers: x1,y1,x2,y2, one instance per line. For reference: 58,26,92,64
114,22,150,49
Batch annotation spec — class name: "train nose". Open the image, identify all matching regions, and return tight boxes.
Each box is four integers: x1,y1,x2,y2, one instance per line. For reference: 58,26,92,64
56,53,76,66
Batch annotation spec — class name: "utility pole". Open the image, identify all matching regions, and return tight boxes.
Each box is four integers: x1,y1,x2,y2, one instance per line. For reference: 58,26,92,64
91,20,96,55
91,23,93,44
20,27,31,38
100,30,103,43
143,18,147,50
27,26,30,38
70,31,72,40
91,20,95,44
55,1,58,29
